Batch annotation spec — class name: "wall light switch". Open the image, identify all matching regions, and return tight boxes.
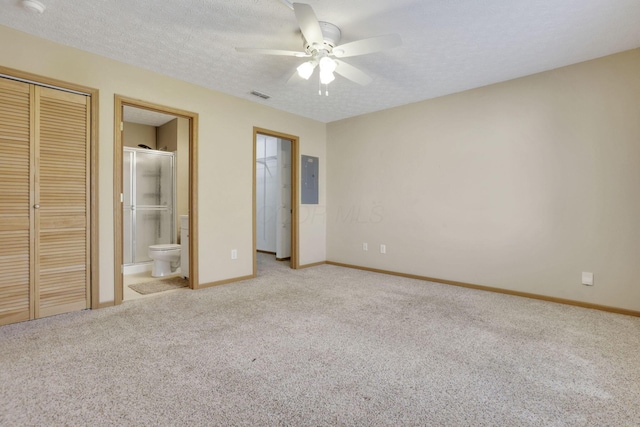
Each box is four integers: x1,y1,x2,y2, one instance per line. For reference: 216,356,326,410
363,243,368,251
231,249,238,260
582,272,594,286
380,244,386,254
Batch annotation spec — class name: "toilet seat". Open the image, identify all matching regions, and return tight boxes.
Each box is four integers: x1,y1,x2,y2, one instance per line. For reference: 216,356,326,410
149,244,181,251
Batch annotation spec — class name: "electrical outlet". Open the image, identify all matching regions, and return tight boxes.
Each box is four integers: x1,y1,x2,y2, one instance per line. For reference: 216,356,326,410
363,243,368,251
231,249,237,260
380,244,386,254
582,272,594,286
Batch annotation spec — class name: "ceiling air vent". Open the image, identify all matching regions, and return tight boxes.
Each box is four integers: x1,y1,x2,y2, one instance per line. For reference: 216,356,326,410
250,90,271,100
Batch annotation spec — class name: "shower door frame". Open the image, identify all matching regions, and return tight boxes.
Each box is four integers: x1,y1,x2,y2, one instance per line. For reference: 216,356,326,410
123,147,176,266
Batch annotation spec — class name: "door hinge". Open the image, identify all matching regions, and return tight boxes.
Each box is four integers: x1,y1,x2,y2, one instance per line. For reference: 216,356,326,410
120,122,124,131
121,265,124,274
120,193,124,203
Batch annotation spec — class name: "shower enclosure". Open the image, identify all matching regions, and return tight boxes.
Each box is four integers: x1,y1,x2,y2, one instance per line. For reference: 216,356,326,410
123,147,176,267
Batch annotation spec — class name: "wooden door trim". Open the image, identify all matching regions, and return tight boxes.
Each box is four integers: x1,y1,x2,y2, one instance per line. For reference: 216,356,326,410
0,65,100,311
253,127,300,275
114,95,199,304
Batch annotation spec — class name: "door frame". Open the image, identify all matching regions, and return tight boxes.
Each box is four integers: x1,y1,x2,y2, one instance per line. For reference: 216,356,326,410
253,127,299,273
0,65,100,310
114,95,199,304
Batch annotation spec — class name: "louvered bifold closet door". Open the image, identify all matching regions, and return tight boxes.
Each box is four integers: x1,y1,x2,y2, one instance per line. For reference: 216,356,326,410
35,87,90,318
0,79,33,326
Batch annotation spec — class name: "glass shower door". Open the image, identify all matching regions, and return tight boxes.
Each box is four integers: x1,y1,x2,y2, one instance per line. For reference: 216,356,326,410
135,150,174,263
123,148,175,265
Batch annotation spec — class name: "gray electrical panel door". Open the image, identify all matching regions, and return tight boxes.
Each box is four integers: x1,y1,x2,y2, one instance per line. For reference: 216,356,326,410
301,155,319,204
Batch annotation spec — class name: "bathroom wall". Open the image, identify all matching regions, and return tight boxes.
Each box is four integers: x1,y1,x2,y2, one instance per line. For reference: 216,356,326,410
158,118,189,243
123,122,156,149
176,118,189,240
157,119,175,151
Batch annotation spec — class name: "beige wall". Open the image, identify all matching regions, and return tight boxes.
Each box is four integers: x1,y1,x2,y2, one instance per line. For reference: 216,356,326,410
327,49,640,311
158,118,190,242
0,25,327,304
123,122,156,149
157,118,176,152
176,118,189,238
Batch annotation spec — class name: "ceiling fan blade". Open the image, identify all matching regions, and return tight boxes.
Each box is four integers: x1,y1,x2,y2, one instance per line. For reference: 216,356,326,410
332,34,402,58
293,3,324,47
235,47,309,57
334,60,373,86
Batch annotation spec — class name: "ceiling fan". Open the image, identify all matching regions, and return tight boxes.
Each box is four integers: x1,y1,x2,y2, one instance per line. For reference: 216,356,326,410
236,2,402,95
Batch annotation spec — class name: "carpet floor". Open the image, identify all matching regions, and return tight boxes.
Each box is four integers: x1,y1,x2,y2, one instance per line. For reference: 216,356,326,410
1,253,639,426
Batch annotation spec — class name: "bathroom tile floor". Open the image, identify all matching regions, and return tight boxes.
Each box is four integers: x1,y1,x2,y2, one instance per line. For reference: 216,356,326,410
123,269,185,301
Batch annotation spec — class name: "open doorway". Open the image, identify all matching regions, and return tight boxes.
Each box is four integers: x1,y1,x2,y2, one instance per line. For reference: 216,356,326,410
114,96,199,304
253,128,299,274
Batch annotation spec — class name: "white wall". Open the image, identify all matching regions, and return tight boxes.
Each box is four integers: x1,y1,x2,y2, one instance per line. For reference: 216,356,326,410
0,25,327,303
256,135,278,252
327,49,640,312
276,139,292,259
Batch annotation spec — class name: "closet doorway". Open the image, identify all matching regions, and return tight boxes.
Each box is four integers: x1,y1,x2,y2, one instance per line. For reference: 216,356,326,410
114,96,198,304
0,69,98,326
253,128,299,274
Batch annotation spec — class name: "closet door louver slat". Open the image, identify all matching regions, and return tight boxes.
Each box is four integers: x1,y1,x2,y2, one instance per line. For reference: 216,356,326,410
0,79,32,326
35,86,90,318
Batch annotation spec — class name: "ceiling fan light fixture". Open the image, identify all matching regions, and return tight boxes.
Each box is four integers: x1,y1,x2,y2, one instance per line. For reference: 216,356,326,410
319,56,337,73
297,61,316,80
320,70,335,85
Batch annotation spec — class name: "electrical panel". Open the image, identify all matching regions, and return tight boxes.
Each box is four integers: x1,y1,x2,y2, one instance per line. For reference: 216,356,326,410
301,155,319,204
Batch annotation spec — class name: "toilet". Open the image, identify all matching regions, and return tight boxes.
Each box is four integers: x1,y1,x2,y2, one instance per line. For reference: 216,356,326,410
148,244,181,277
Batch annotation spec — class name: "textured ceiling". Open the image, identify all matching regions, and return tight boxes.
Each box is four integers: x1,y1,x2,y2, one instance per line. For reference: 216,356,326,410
123,106,177,127
1,0,640,123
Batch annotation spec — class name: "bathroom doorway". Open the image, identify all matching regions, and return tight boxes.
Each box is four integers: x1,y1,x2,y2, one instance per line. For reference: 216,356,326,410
114,96,198,304
253,128,299,274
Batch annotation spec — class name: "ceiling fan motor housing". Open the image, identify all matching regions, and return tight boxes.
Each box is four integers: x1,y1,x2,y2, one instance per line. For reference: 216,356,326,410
303,21,341,54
